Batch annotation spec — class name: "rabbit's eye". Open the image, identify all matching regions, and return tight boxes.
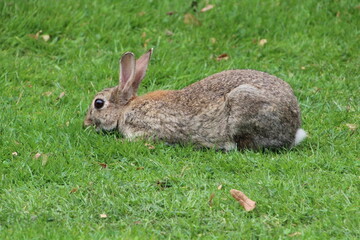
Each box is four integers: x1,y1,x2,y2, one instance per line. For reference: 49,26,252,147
94,99,105,109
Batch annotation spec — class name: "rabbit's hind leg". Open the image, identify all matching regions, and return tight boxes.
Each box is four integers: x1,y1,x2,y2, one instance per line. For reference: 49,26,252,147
226,84,289,150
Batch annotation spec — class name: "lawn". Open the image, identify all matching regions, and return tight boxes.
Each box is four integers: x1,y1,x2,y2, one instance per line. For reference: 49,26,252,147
0,0,359,239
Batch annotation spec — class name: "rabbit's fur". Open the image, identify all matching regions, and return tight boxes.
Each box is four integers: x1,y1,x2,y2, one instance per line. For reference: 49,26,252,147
84,49,306,150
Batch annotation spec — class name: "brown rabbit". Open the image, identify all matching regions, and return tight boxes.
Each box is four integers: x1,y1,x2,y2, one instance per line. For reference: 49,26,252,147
84,49,306,150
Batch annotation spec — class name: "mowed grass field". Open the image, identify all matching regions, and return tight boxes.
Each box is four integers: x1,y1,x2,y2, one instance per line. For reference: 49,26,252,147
1,0,359,239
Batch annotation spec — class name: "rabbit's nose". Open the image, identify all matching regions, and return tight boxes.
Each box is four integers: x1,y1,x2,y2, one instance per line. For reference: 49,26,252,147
83,118,93,128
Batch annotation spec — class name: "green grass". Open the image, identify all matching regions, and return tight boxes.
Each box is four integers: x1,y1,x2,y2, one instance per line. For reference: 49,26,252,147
1,0,359,239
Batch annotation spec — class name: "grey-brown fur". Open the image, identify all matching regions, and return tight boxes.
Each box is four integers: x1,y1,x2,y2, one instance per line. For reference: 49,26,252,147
84,49,306,150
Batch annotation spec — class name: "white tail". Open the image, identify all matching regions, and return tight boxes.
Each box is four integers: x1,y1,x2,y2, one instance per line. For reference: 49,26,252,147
294,128,307,145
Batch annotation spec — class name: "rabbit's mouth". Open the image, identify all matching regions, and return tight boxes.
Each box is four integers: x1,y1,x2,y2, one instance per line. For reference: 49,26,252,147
97,124,122,137
94,120,118,133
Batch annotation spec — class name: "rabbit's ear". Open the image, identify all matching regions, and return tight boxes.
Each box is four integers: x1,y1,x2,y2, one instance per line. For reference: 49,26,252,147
131,48,153,93
119,52,136,89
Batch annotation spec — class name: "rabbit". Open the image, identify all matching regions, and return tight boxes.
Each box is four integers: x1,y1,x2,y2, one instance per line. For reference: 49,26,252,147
84,49,306,150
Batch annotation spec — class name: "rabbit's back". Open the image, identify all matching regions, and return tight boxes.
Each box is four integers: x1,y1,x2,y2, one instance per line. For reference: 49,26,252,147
177,70,296,111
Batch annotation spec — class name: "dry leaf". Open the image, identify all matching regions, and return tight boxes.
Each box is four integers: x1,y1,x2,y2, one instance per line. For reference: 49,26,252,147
99,213,107,218
210,37,216,44
41,34,50,42
289,232,301,237
28,34,38,40
138,11,146,16
141,32,147,38
201,4,214,12
69,188,78,194
216,53,229,61
12,152,18,156
184,13,201,26
208,193,215,207
98,163,108,168
345,123,358,131
43,91,53,96
57,92,65,100
166,11,176,15
165,30,174,36
230,189,256,211
336,12,341,17
259,39,268,46
28,31,50,42
145,143,155,149
217,184,223,190
301,66,306,70
136,167,144,170
33,153,48,165
28,30,42,40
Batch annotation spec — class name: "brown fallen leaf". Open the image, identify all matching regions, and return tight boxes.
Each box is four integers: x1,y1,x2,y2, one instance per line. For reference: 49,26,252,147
165,30,174,36
201,4,214,12
33,152,48,164
138,11,146,16
28,30,42,40
43,91,53,96
28,31,50,42
57,92,65,100
99,213,107,218
216,53,229,61
345,123,358,131
259,39,268,46
145,143,155,149
69,188,78,194
289,232,301,237
166,11,176,15
208,193,215,207
184,13,201,26
217,184,223,190
136,167,144,170
230,189,256,211
98,163,108,168
42,34,50,42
